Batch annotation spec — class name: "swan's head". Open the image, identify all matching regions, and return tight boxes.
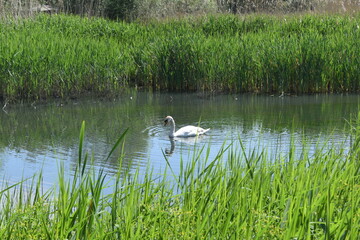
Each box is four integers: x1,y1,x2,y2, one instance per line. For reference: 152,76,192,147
164,116,174,126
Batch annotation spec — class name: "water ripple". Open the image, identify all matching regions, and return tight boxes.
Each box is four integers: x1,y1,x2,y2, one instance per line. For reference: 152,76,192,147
144,125,164,137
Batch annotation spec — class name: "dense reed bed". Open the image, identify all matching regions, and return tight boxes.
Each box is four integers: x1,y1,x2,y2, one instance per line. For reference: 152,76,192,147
1,13,360,101
0,120,360,238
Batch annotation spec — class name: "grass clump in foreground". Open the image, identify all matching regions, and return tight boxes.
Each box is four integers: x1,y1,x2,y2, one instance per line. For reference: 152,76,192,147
1,13,360,101
0,121,360,239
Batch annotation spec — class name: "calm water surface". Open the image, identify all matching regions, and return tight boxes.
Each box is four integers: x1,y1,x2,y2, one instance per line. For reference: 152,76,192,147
0,93,359,188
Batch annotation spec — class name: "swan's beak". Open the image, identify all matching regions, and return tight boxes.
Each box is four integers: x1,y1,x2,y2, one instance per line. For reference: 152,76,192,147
164,119,168,126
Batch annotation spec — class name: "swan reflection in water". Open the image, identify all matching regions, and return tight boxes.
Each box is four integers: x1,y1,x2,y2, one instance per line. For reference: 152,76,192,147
164,135,209,156
165,138,176,155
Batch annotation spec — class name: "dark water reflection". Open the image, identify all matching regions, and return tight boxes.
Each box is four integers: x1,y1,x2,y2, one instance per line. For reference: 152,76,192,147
0,93,359,188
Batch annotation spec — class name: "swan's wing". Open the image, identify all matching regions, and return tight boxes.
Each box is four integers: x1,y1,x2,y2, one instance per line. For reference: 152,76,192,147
175,126,210,137
174,126,197,137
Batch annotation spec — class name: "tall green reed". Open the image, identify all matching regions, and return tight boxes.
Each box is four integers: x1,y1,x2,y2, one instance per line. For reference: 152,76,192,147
1,13,360,101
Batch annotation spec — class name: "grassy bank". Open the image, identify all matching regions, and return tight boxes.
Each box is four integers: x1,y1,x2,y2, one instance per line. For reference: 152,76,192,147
0,121,360,239
1,13,360,101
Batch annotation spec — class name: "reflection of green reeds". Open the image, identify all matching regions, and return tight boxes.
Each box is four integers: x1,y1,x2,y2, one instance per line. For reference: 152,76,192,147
0,120,360,238
1,14,360,100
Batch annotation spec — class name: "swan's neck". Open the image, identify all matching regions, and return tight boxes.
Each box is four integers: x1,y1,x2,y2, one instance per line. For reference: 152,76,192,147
169,121,176,138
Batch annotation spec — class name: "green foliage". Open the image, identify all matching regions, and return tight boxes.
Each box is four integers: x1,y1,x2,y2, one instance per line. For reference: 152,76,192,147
1,13,360,101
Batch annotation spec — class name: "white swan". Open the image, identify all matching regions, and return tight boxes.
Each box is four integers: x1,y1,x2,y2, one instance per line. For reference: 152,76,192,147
164,116,210,138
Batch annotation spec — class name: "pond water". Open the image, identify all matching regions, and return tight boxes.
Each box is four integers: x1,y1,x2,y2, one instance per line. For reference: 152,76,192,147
0,93,359,189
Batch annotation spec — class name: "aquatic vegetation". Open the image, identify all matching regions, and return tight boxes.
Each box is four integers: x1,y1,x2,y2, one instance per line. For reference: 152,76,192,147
0,120,359,238
1,13,360,101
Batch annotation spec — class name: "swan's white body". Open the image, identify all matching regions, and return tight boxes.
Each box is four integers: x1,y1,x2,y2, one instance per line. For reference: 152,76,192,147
164,116,210,138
